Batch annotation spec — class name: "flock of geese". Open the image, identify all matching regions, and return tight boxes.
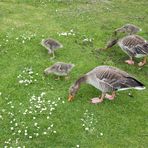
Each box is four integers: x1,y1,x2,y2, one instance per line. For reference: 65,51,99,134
41,24,147,104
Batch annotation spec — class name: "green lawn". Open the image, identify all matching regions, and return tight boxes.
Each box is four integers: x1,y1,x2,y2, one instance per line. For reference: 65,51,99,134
0,0,148,147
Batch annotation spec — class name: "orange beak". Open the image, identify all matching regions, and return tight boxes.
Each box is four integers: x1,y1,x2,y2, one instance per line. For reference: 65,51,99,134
68,95,74,102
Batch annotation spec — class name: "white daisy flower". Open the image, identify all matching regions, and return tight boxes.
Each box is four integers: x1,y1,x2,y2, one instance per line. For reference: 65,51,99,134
29,136,32,139
85,127,89,131
10,127,14,130
61,32,67,36
34,123,38,126
41,92,46,97
0,115,3,119
24,133,28,136
15,123,18,126
11,106,14,108
100,133,103,136
29,111,32,114
47,127,51,130
19,80,24,84
28,71,33,75
18,130,21,133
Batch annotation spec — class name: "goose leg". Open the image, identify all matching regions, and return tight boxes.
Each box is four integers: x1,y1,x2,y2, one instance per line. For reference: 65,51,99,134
48,49,51,54
55,76,60,80
53,52,55,59
91,93,105,104
125,57,134,65
50,52,55,60
105,91,116,100
52,52,55,59
65,76,70,80
138,57,147,66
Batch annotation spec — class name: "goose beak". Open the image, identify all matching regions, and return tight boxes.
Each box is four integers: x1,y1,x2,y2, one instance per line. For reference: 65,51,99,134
44,68,52,75
44,70,47,75
44,70,49,75
68,95,74,102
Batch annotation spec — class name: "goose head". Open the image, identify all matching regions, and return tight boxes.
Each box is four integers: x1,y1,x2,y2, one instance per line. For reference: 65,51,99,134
114,27,126,36
68,83,79,101
68,76,87,101
44,66,55,75
104,38,118,50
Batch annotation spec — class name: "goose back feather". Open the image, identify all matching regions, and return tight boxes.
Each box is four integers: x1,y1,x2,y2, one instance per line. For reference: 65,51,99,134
86,66,145,92
41,38,63,54
118,35,147,57
114,24,141,35
44,62,75,76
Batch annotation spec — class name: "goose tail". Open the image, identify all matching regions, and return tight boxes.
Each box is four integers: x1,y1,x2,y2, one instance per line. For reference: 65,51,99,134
127,77,145,90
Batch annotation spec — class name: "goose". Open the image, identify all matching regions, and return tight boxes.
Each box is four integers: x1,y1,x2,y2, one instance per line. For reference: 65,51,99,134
105,35,148,66
68,65,145,104
114,24,142,36
41,38,63,58
44,62,75,79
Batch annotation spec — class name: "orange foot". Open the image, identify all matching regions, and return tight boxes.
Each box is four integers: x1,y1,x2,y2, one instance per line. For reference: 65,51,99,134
138,62,146,67
91,98,103,104
125,60,134,65
105,94,115,100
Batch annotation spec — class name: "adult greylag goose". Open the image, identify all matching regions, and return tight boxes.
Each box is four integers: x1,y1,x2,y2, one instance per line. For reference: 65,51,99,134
68,66,145,104
44,62,75,79
41,38,63,58
105,35,148,66
114,24,142,36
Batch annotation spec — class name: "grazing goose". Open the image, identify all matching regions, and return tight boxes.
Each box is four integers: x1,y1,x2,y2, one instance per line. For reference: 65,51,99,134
44,62,75,79
68,66,145,104
105,35,148,66
41,38,63,58
114,24,142,36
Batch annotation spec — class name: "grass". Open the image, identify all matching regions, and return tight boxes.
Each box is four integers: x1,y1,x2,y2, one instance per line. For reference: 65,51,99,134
0,0,148,147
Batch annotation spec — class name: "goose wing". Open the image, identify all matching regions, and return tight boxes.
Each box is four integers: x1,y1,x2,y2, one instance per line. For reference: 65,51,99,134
56,64,67,73
119,35,146,57
41,38,63,50
94,66,144,92
56,63,74,75
132,43,148,57
121,35,145,48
